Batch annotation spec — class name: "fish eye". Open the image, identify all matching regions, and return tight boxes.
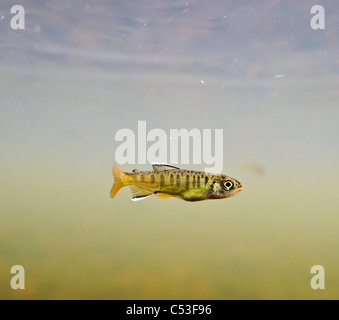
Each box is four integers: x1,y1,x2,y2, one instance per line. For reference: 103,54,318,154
223,180,234,190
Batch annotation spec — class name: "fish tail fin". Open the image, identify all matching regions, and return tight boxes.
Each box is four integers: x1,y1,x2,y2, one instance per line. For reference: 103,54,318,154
110,164,126,198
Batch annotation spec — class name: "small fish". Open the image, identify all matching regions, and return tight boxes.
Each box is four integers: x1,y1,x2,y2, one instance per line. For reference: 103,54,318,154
110,163,242,202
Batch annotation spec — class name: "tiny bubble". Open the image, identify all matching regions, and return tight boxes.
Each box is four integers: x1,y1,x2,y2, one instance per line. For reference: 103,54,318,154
275,74,285,79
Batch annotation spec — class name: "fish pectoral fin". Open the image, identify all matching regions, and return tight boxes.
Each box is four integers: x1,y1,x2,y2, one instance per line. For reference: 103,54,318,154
152,162,180,171
130,186,153,201
154,192,175,199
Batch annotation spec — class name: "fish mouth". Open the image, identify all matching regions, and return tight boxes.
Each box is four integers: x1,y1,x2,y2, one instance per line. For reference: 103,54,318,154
225,187,242,198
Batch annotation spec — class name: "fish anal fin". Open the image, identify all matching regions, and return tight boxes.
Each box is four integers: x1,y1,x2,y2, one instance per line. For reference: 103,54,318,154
130,186,153,201
152,162,180,172
131,195,151,202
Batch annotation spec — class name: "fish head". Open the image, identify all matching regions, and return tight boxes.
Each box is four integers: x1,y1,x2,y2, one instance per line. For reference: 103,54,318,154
206,175,242,199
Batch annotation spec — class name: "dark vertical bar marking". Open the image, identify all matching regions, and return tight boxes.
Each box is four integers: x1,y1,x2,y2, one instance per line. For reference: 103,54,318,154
192,175,196,188
205,176,208,185
151,174,155,184
197,176,200,188
170,174,174,185
176,174,180,187
160,174,165,187
186,175,190,189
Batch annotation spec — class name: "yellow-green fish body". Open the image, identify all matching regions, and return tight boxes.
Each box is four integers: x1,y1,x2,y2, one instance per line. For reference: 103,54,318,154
110,163,242,202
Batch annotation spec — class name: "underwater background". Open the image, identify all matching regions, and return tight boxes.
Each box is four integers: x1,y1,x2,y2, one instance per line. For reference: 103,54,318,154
0,0,338,299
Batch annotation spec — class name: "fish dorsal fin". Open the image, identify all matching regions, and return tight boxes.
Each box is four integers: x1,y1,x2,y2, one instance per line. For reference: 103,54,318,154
130,186,153,201
132,169,140,173
152,162,180,172
155,192,175,199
